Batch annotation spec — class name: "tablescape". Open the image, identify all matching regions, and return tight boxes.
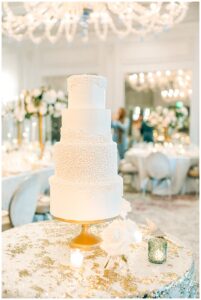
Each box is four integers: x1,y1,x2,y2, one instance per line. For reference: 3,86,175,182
2,74,197,297
49,74,123,249
2,220,197,298
125,143,199,195
1,143,54,179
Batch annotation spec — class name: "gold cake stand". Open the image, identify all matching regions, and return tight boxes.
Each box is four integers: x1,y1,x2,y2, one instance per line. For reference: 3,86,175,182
54,216,115,250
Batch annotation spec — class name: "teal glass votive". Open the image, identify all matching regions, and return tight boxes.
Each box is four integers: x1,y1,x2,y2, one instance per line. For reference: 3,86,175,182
148,237,167,264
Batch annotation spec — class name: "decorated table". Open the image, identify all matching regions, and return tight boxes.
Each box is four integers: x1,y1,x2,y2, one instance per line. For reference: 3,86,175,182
2,147,54,210
2,221,197,298
125,143,199,195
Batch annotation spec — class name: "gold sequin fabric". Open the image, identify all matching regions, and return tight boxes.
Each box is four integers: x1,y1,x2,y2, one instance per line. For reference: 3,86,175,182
2,221,196,298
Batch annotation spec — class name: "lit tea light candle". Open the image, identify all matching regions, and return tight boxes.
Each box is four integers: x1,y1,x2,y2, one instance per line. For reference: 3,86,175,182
148,237,167,264
134,230,142,243
70,249,83,268
154,249,164,261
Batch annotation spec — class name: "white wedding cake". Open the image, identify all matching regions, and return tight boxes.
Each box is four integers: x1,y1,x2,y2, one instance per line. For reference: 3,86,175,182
50,74,123,221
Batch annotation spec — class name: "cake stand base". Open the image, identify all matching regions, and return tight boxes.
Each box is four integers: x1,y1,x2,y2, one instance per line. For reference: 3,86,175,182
69,224,101,250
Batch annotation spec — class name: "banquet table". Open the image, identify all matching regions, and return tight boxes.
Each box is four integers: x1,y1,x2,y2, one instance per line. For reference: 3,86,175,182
2,166,54,211
2,221,197,298
125,145,199,195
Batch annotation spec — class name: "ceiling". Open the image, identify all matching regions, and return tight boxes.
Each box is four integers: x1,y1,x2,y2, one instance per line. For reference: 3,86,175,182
2,2,199,45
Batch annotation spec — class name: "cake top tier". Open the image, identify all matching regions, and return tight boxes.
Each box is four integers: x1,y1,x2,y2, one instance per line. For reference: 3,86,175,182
67,74,107,109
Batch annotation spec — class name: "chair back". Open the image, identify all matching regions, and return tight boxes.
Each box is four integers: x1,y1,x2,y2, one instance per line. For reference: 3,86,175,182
146,152,171,180
35,167,54,195
9,174,42,227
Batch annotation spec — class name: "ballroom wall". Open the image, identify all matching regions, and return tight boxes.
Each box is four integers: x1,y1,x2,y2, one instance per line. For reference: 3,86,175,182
2,7,199,144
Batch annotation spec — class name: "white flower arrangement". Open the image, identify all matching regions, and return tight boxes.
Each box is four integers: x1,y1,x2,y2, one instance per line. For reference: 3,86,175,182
147,105,189,131
120,198,132,219
17,87,67,118
42,89,58,104
100,198,142,266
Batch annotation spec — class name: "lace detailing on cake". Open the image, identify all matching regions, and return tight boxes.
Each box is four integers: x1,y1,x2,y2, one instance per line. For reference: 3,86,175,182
67,75,107,90
54,142,117,182
61,129,111,143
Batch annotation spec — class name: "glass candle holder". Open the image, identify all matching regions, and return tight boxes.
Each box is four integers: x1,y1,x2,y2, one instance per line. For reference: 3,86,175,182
148,237,167,264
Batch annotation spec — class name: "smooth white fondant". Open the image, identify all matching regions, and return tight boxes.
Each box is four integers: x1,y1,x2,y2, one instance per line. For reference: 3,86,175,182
67,75,107,109
60,129,111,143
50,176,123,221
61,109,111,136
54,142,117,182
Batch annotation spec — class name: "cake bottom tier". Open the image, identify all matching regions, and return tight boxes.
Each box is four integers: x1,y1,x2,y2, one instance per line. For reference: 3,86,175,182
49,176,123,222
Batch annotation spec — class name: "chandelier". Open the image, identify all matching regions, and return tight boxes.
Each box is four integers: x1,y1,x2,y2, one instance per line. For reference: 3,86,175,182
127,69,192,101
2,2,189,43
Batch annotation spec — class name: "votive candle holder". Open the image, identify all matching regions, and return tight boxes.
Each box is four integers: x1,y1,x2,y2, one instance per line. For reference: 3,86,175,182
148,236,167,264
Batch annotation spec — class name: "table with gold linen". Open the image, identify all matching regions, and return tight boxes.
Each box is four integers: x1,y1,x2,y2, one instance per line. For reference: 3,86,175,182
2,221,197,298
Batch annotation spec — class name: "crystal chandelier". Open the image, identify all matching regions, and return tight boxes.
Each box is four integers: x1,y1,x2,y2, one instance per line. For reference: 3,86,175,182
2,2,189,43
127,69,192,101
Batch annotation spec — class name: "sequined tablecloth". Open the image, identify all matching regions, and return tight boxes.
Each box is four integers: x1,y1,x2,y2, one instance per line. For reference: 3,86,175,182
2,221,197,298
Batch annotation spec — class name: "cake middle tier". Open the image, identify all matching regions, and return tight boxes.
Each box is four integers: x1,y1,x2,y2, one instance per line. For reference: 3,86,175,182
61,109,111,137
54,141,117,182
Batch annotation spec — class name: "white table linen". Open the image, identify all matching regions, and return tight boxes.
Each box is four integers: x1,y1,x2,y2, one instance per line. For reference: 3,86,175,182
125,144,199,195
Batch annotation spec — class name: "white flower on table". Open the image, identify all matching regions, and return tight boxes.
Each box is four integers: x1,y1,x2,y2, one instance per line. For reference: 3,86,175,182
53,111,62,118
156,106,163,114
55,102,63,111
120,198,132,219
25,94,32,104
163,117,171,127
181,106,188,116
57,90,65,100
162,107,169,115
14,107,25,122
48,105,54,114
27,102,38,114
42,90,57,104
54,102,67,116
100,219,141,257
32,88,41,98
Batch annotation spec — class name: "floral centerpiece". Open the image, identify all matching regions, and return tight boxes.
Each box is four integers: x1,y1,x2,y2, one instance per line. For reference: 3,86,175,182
2,87,68,121
16,87,67,120
146,105,189,141
22,87,68,156
100,198,142,267
2,87,67,152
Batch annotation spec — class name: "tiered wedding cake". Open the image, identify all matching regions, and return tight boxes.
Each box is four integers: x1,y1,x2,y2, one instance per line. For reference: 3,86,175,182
50,74,123,221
